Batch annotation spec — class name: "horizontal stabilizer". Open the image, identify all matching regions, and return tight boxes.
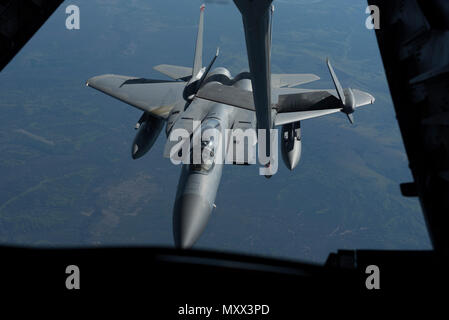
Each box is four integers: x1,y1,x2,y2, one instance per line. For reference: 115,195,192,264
271,73,320,88
352,89,375,107
153,64,193,81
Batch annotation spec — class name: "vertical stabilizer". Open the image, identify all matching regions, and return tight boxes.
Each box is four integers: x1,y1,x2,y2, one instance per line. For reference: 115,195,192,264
192,4,205,79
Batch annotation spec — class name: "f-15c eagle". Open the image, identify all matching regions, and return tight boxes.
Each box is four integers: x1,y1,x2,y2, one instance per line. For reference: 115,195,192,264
86,1,375,249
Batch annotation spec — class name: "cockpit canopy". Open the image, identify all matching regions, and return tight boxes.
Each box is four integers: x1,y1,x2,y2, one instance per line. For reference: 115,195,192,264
190,118,222,173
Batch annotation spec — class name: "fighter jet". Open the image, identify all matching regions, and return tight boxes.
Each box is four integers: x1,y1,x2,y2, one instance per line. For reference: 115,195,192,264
86,2,375,249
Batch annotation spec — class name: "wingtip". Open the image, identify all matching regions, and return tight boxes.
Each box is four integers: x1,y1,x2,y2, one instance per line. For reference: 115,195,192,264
85,76,100,87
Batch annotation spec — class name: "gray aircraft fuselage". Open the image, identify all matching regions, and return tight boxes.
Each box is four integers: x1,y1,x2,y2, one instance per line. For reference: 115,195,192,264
170,75,254,248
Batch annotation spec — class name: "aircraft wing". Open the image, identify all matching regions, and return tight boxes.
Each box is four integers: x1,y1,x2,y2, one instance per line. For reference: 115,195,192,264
196,82,374,125
86,74,186,119
273,88,375,126
271,74,320,88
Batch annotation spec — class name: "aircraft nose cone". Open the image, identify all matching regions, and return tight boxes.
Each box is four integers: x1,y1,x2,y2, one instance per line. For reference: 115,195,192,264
173,194,213,249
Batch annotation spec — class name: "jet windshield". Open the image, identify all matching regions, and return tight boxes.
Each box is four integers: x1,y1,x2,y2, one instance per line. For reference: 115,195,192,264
190,118,221,173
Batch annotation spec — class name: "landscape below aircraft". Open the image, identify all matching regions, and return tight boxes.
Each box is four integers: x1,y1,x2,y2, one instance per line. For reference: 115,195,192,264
86,1,375,248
